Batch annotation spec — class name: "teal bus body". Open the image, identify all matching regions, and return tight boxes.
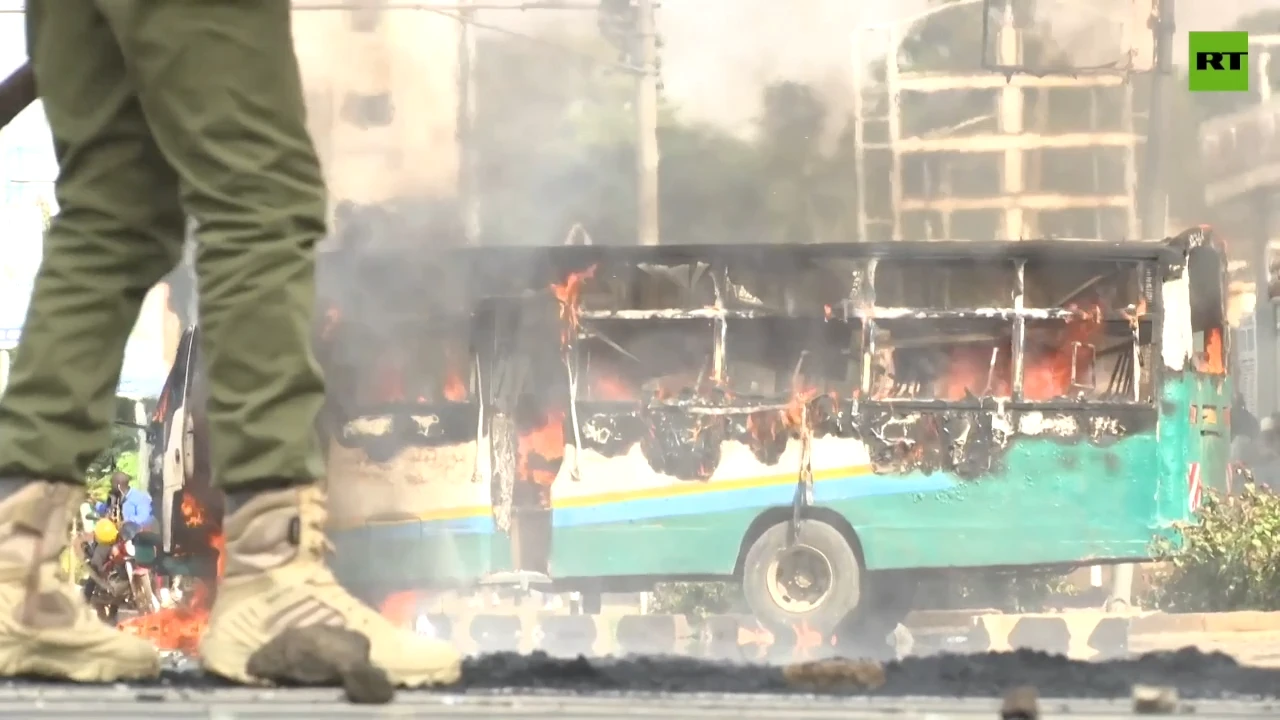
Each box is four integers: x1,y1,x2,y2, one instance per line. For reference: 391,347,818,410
323,231,1232,599
332,371,1225,587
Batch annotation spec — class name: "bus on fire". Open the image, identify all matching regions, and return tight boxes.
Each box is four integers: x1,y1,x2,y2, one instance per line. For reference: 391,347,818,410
151,227,1231,644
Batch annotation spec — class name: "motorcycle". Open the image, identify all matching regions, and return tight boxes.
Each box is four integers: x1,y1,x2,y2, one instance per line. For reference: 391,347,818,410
81,522,163,624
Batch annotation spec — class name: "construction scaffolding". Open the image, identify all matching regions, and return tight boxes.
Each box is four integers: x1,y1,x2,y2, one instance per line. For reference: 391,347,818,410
851,0,1141,242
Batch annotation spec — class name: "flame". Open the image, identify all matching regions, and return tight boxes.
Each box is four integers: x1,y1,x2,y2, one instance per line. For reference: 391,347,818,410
1023,304,1104,401
551,265,598,346
117,490,223,654
1199,326,1225,375
738,625,775,646
792,620,824,660
180,492,205,528
379,590,423,629
443,372,467,402
518,410,566,486
591,372,636,401
784,386,819,429
118,582,212,654
940,304,1106,401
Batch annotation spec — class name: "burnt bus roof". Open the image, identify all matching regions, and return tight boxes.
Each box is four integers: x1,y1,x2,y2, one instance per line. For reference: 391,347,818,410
322,230,1212,271
315,228,1221,315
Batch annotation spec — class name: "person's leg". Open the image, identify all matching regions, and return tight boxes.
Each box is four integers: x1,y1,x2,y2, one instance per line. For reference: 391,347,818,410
0,0,183,682
103,0,460,687
90,541,110,572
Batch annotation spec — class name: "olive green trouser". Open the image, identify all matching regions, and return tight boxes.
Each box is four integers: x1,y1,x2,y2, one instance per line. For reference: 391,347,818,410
0,0,328,487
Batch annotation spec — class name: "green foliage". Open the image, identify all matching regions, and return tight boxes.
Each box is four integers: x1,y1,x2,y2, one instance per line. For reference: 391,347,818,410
1148,484,1280,612
936,571,1077,613
649,582,745,617
84,396,153,501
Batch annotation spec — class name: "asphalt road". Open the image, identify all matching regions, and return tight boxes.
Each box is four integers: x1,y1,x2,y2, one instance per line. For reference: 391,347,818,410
3,628,1279,718
0,689,1278,719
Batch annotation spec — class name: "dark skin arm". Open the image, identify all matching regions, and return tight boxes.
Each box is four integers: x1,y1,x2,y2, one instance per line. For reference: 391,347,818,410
0,62,36,133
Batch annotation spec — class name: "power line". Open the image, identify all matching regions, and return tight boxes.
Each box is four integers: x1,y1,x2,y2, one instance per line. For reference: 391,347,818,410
420,6,644,74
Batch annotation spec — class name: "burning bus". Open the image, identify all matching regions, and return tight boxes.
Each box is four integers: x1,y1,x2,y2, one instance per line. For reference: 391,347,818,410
152,227,1231,643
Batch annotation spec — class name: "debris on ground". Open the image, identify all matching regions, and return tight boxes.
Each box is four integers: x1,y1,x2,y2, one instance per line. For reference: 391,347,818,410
246,626,395,704
1131,684,1178,714
782,658,885,691
1000,685,1039,720
147,646,1280,701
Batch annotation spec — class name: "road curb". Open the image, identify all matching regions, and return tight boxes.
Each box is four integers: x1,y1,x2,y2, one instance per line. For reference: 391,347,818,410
1126,611,1280,636
420,608,1280,660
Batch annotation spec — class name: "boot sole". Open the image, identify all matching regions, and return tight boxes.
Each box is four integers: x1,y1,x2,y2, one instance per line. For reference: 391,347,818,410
201,630,463,689
0,635,160,683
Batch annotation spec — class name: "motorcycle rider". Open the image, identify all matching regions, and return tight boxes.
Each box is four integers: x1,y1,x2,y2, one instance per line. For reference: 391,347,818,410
89,472,154,573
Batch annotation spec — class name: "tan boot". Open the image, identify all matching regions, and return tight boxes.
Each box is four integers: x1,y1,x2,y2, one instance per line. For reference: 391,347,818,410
0,481,160,682
199,484,462,687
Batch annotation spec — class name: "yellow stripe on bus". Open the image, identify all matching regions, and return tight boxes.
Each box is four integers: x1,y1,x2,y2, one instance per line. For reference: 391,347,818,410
347,464,874,529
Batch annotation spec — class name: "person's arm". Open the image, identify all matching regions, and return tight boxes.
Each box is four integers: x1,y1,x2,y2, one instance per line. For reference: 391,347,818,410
0,63,36,132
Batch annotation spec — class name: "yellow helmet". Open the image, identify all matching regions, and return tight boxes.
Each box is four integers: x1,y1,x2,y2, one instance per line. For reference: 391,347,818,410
93,518,118,545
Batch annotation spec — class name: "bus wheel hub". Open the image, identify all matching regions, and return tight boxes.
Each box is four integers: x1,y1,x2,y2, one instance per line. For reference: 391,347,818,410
766,544,834,613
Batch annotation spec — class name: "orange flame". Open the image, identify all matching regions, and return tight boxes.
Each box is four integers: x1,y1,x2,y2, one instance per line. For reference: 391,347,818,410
941,304,1107,401
551,265,598,346
379,590,424,629
443,372,468,402
117,491,223,654
1199,326,1225,375
180,493,204,528
792,620,824,660
518,411,567,486
738,625,775,646
590,372,636,401
118,583,212,655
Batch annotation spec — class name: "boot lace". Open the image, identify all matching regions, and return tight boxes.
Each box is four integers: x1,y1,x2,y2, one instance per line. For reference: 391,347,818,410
295,488,405,633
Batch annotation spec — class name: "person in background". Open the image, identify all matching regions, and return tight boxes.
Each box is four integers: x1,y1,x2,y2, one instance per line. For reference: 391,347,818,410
87,472,153,574
95,471,154,531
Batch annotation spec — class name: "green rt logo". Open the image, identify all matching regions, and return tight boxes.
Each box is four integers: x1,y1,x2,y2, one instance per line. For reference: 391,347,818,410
1189,31,1249,92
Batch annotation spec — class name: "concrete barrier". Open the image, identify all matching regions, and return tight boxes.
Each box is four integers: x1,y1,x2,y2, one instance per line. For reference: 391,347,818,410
900,610,1137,659
469,613,525,654
1127,611,1280,636
431,607,1280,661
615,614,692,656
537,614,605,657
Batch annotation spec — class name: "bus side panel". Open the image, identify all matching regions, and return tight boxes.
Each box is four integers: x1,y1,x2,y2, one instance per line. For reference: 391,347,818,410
538,419,1166,576
327,438,501,591
1193,371,1231,498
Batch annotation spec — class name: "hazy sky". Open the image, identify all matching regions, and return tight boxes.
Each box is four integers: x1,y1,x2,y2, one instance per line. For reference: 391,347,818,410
1,0,1275,137
658,0,1279,132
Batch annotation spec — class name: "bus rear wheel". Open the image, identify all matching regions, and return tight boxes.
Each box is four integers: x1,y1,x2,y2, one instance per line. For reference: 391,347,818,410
741,519,860,636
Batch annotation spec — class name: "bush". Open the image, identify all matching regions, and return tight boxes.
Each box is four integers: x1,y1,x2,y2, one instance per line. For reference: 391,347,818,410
1148,484,1280,612
649,582,745,617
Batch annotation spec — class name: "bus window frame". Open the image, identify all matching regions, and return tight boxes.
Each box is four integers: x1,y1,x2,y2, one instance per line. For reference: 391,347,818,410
853,257,1161,411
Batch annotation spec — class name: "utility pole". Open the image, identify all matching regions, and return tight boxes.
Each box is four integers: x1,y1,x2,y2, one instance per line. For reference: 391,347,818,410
1138,0,1175,240
1111,0,1176,613
635,0,660,246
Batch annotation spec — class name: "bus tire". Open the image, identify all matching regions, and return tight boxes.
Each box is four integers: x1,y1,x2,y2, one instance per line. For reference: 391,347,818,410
741,519,860,635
